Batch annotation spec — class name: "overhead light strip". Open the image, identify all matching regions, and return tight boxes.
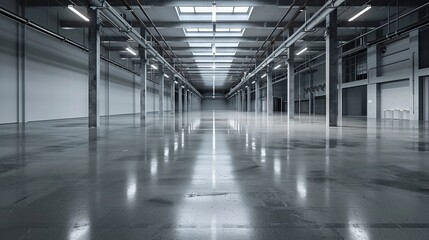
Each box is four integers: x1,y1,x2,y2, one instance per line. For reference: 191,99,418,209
296,47,308,56
348,5,372,22
68,5,89,22
125,47,137,56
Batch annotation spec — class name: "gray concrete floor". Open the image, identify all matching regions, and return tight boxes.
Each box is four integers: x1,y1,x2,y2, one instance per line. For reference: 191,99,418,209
1,111,429,240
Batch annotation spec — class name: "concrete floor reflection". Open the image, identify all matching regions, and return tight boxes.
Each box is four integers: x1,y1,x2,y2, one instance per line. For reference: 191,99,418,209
0,111,429,239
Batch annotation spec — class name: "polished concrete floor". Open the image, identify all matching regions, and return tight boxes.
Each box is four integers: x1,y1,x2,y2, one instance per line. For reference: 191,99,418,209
1,111,429,240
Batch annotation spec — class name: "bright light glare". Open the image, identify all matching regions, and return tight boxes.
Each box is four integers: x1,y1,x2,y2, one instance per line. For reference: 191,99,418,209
68,5,89,22
125,47,137,56
348,6,372,22
261,73,267,78
234,7,249,13
179,7,195,13
296,47,308,56
151,64,158,70
211,3,216,22
274,64,281,70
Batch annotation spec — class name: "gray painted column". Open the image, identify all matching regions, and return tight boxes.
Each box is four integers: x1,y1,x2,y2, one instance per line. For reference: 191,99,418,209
159,65,165,115
238,91,241,112
287,31,295,119
255,80,260,113
241,89,245,112
267,65,273,115
171,79,176,114
178,86,183,113
190,92,192,111
139,29,147,121
183,88,188,112
326,10,338,127
88,8,100,127
247,86,251,112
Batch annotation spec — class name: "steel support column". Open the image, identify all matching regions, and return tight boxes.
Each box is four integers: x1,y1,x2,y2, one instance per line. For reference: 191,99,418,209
247,86,251,112
178,86,183,113
171,78,176,114
326,10,338,127
183,88,188,112
139,30,147,121
255,80,260,113
287,28,295,119
267,65,273,115
159,64,164,115
88,7,100,127
241,90,245,112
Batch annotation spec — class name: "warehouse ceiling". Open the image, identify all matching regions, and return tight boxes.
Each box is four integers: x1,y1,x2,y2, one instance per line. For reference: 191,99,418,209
25,0,429,93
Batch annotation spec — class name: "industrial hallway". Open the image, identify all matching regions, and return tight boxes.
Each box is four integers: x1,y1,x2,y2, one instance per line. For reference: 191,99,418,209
1,111,429,239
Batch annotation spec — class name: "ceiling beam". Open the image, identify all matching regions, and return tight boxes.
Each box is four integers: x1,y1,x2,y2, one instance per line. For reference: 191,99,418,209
61,20,381,29
26,0,428,7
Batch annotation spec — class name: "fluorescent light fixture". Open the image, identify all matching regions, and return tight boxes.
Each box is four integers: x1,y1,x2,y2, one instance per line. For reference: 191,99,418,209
181,86,185,88
164,74,169,78
179,7,195,13
68,5,89,22
174,80,178,84
349,5,372,22
187,28,199,32
212,43,216,55
252,81,256,84
261,73,267,78
229,28,242,32
212,2,216,22
125,47,137,56
274,64,281,70
245,86,248,88
216,28,230,32
151,64,158,70
296,47,308,56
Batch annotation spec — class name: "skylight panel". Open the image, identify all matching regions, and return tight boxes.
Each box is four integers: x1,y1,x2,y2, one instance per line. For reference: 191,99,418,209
217,7,234,13
179,7,194,13
194,7,212,13
216,42,239,47
189,42,212,47
198,28,212,32
229,28,242,32
195,59,234,63
216,28,230,32
188,42,239,48
186,28,198,32
233,7,249,13
192,52,236,56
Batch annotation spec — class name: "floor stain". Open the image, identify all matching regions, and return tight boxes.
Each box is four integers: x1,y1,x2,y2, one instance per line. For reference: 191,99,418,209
186,192,228,198
147,197,174,205
234,165,261,172
0,163,24,174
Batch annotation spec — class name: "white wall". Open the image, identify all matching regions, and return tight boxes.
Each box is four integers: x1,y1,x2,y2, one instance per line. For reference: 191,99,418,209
0,16,18,123
201,99,228,111
0,18,178,124
380,80,411,118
